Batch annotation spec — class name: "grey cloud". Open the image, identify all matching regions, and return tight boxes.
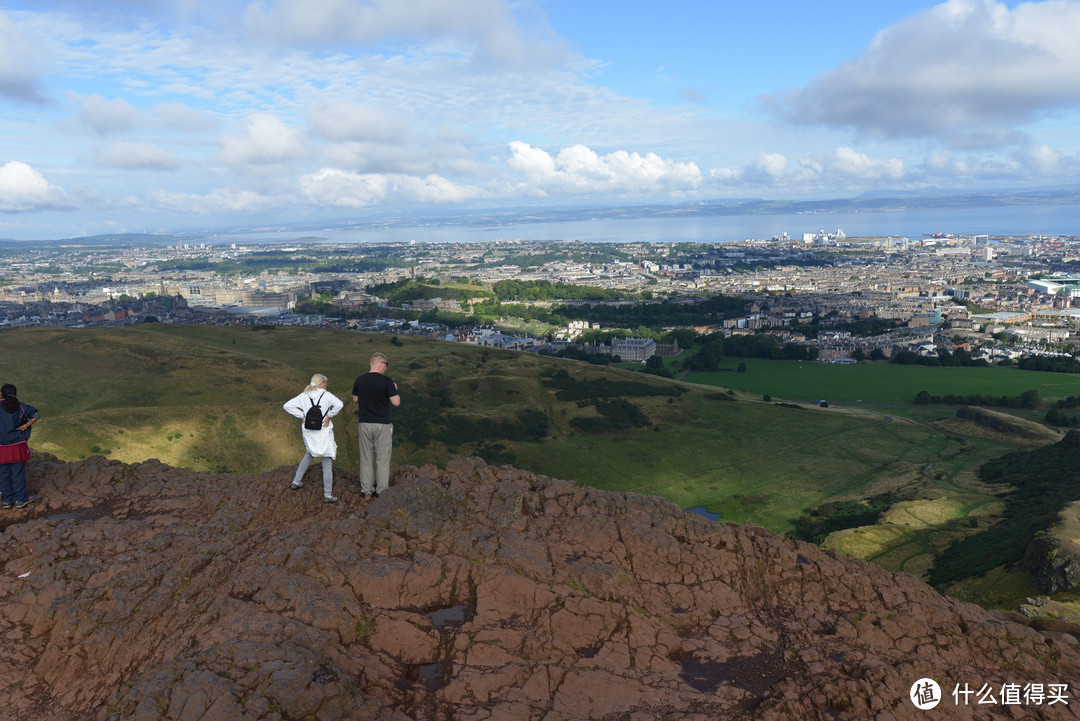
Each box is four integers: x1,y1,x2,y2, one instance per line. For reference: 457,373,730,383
78,95,141,135
153,102,217,132
320,139,481,177
0,11,49,104
307,100,408,144
96,142,183,171
241,0,565,67
763,0,1080,148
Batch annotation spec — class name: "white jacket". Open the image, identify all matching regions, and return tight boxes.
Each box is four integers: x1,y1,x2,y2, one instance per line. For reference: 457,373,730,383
283,389,345,459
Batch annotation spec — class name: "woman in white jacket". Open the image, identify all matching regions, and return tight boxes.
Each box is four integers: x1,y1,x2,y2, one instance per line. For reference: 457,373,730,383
283,374,345,503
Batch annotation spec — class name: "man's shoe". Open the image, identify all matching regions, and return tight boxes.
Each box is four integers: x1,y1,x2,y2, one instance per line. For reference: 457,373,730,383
14,496,35,509
323,495,339,504
290,481,303,490
362,492,373,500
371,491,380,499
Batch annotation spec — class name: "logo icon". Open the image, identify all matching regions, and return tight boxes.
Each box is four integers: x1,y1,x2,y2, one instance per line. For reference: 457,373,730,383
910,678,942,710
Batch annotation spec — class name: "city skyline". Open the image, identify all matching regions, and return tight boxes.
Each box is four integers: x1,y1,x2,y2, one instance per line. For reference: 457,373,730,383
3,0,1080,239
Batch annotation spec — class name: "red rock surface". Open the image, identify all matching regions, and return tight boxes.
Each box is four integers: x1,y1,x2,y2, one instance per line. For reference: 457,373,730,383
1,454,1080,720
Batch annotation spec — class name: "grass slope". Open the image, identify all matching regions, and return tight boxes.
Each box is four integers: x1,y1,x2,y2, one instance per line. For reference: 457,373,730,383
1,325,1018,540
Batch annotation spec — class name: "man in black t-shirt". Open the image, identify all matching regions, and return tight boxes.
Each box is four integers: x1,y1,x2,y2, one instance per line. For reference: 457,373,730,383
352,352,400,499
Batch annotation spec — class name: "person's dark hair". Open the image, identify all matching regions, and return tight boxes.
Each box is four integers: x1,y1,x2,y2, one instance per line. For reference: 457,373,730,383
1,384,18,413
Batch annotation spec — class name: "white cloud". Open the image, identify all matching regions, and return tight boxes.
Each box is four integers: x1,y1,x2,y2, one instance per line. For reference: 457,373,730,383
0,11,47,103
300,167,482,207
319,141,481,176
77,95,141,135
0,161,73,212
923,145,1080,179
805,148,904,181
765,0,1080,148
217,113,306,167
711,148,904,189
740,152,788,185
1013,143,1075,174
96,142,183,171
507,142,701,196
709,168,739,182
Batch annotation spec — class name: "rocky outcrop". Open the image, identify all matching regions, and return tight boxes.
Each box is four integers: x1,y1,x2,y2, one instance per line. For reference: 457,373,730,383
2,454,1080,720
1026,499,1080,594
953,406,1061,445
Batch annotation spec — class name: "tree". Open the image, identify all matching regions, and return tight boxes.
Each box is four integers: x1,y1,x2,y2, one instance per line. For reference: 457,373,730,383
688,342,723,372
736,362,747,373
643,355,672,378
915,390,932,404
664,328,697,349
1020,389,1041,409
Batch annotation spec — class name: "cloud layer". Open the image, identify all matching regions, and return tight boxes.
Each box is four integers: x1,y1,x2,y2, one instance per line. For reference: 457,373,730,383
2,0,1080,236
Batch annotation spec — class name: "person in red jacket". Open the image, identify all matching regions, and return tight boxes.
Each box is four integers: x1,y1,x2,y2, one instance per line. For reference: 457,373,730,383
0,383,40,509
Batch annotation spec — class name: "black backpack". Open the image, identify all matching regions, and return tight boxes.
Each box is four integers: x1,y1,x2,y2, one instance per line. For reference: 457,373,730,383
304,393,328,430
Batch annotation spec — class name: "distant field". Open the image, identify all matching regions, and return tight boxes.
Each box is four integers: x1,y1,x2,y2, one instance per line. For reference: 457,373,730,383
687,358,1080,404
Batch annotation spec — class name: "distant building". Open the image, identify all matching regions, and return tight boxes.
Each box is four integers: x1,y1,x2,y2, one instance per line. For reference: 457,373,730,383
655,339,680,356
611,337,656,362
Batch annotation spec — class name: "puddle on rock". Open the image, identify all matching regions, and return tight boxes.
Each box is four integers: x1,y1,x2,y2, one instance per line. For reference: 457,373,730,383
43,501,119,523
687,506,722,522
680,652,793,697
397,662,447,693
423,604,474,629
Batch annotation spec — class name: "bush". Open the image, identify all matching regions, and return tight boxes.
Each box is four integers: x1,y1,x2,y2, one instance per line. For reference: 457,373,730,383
570,398,650,433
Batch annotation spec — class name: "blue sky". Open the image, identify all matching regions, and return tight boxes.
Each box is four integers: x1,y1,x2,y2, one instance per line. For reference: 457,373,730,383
2,0,1080,239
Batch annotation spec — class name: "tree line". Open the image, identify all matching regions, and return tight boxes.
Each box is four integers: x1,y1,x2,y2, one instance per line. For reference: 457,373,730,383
913,389,1040,408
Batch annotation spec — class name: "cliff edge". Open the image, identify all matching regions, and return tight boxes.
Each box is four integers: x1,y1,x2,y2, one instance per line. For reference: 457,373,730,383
1,454,1079,721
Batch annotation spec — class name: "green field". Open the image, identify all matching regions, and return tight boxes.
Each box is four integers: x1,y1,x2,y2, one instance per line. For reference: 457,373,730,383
687,357,1080,404
4,324,1068,611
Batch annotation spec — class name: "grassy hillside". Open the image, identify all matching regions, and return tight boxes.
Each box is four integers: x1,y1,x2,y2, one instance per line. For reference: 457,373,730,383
10,324,1077,609
689,357,1080,404
0,324,1019,538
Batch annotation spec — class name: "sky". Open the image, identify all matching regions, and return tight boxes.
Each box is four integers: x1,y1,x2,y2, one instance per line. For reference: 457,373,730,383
3,0,1080,239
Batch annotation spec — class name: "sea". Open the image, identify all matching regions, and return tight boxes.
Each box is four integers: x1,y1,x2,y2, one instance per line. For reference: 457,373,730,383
227,204,1080,246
